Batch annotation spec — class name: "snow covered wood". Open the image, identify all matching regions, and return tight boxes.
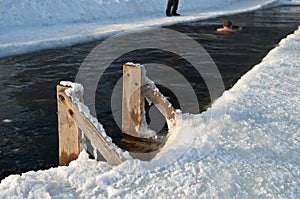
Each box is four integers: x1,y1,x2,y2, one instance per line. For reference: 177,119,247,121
57,85,124,166
57,85,80,166
122,64,145,137
122,63,178,139
57,63,179,165
142,84,177,127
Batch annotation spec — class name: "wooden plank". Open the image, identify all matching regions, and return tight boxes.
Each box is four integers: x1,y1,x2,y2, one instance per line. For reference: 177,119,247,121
57,85,124,165
122,64,144,137
142,85,177,125
120,133,165,153
120,133,166,161
71,103,124,165
57,85,80,166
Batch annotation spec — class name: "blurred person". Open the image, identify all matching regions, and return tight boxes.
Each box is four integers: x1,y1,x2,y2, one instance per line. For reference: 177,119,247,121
217,20,243,32
166,0,180,17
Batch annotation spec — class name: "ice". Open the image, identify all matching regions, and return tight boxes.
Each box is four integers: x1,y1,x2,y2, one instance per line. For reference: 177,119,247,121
60,81,84,94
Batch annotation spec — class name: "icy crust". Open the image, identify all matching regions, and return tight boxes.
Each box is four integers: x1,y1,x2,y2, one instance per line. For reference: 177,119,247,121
124,62,144,68
59,81,132,161
60,81,84,94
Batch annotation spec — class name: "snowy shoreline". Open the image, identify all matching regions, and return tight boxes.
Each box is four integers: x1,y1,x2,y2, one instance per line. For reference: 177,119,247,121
0,0,296,59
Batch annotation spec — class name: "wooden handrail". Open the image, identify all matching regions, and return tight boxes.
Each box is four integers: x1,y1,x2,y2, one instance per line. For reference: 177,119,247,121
142,84,177,125
57,63,179,165
57,85,125,166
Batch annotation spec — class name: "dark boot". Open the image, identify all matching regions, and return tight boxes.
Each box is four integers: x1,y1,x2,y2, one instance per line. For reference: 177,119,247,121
166,0,173,16
171,0,180,16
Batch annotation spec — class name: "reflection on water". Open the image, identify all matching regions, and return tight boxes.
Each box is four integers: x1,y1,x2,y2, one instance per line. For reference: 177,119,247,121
1,6,300,180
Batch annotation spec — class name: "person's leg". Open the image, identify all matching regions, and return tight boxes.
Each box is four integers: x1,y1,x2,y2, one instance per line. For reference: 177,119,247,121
166,0,173,16
172,0,179,15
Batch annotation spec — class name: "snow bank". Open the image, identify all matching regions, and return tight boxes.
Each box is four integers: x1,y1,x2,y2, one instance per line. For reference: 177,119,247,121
0,0,288,58
281,0,300,5
1,20,299,199
0,0,275,28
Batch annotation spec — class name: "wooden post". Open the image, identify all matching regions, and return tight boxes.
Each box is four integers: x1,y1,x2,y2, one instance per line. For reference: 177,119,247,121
57,85,80,166
67,100,124,165
57,85,124,165
56,62,179,164
122,64,144,137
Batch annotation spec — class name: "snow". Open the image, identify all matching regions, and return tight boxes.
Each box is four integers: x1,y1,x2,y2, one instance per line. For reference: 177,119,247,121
2,119,13,123
60,81,84,94
0,0,290,59
1,0,300,198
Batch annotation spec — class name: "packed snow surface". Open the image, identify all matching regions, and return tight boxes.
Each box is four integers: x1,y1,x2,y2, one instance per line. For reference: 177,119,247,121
0,0,297,58
1,17,300,199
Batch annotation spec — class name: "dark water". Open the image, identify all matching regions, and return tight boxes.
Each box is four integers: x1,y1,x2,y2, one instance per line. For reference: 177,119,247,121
1,6,300,180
